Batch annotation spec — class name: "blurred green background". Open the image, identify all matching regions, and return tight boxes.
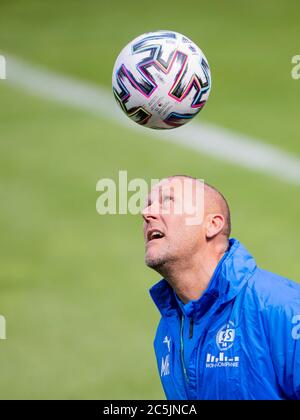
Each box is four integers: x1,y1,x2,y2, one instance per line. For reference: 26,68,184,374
0,0,299,399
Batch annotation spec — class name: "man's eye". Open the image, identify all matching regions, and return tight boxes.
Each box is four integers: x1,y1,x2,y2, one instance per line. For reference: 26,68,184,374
163,196,173,203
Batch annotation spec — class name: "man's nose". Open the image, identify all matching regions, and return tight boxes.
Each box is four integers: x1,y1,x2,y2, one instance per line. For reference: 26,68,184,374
142,204,159,222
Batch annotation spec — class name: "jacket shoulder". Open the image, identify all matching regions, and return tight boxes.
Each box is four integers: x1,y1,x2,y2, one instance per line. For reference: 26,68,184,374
247,268,300,309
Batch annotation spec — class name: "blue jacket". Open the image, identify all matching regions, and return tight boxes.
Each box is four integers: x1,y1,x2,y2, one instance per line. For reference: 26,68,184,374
149,239,300,400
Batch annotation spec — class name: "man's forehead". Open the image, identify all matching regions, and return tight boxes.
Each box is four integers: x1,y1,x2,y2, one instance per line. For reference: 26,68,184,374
153,177,199,189
151,178,174,192
148,179,177,197
148,177,202,198
145,177,205,223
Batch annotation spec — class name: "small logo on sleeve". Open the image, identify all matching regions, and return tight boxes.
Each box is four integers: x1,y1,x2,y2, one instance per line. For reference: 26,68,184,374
161,335,171,376
163,335,171,352
161,354,170,376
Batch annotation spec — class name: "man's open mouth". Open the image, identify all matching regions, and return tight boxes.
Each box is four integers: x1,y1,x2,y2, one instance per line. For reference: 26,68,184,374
147,229,165,243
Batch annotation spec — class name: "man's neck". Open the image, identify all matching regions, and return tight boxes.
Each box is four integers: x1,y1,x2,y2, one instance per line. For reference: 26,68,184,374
161,242,228,304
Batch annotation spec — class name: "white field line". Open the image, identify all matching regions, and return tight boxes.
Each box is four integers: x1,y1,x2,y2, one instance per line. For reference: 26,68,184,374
6,55,300,186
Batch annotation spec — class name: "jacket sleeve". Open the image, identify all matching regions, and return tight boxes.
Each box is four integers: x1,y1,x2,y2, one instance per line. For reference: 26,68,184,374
267,296,300,399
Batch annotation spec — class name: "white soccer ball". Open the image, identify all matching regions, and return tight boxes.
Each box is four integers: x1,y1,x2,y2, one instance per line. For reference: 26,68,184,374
112,30,211,130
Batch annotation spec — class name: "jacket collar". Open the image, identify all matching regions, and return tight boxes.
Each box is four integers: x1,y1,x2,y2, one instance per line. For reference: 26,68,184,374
149,238,257,320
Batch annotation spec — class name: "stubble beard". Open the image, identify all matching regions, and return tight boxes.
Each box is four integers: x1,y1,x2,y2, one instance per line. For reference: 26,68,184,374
145,254,168,272
145,244,177,276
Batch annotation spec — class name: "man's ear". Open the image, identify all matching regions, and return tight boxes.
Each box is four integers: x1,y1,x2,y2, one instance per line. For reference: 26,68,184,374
206,214,225,239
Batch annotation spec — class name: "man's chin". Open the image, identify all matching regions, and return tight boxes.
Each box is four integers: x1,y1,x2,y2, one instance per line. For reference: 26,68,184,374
145,253,167,271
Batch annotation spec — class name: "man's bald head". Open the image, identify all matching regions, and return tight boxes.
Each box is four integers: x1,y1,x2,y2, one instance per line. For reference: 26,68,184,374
203,182,231,237
143,175,231,273
168,175,231,238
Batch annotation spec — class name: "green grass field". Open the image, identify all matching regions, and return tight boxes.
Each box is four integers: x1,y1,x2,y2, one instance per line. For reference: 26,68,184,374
0,0,300,399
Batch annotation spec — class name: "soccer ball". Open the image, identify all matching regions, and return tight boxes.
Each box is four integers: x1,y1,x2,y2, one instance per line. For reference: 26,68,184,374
112,30,211,130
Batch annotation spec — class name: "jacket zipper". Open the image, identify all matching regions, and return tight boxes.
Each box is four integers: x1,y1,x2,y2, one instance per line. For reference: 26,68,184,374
180,315,189,384
189,318,194,339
